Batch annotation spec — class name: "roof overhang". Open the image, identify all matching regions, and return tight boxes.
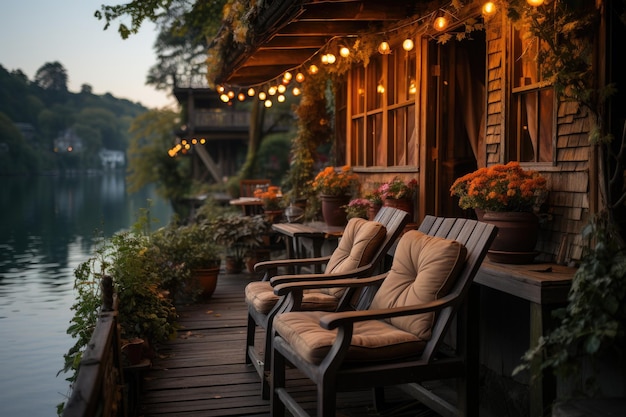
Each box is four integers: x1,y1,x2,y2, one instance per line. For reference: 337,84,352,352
215,0,429,86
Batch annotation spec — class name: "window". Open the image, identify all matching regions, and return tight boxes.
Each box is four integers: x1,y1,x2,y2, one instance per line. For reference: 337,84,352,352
348,41,417,167
508,27,555,163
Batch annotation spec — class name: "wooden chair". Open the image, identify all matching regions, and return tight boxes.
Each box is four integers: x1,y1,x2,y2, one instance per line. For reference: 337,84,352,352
245,207,409,398
239,179,271,215
270,216,497,417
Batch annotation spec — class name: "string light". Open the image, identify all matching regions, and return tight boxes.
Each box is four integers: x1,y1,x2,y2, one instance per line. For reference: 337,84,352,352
402,39,414,51
283,71,292,82
277,94,286,103
340,46,350,57
238,92,246,101
264,99,272,108
526,0,544,6
268,86,277,95
220,94,229,102
292,87,301,96
247,87,256,96
277,84,286,94
377,41,391,55
433,16,448,31
258,91,267,100
308,64,319,74
295,72,305,82
482,2,496,19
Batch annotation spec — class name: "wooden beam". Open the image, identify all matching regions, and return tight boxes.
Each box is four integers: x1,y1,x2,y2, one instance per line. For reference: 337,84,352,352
299,1,415,20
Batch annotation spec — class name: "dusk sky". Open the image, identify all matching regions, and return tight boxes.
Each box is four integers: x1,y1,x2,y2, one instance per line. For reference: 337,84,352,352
0,0,176,109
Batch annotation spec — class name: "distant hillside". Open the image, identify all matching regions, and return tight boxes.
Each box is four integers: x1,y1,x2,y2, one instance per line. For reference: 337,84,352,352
0,62,148,174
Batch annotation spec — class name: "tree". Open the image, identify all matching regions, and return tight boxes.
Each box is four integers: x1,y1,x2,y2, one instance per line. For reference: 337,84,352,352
34,61,68,92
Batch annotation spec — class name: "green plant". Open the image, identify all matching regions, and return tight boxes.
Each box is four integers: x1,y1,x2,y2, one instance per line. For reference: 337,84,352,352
344,198,370,220
150,220,222,302
450,161,547,212
211,214,268,267
514,211,626,390
311,165,360,196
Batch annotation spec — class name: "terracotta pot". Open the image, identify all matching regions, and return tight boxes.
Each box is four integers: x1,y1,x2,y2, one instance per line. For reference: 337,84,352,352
193,267,220,297
475,210,539,264
320,194,350,226
246,249,271,273
383,198,413,222
225,256,244,274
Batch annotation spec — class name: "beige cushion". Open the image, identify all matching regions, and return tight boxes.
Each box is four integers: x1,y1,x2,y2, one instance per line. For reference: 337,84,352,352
370,230,467,340
273,230,467,365
273,311,426,364
245,218,387,314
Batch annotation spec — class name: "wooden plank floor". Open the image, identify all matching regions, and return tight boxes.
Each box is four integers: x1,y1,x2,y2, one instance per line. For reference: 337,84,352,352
138,271,440,417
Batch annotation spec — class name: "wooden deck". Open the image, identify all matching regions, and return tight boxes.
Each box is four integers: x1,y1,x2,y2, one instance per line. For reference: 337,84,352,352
138,272,440,417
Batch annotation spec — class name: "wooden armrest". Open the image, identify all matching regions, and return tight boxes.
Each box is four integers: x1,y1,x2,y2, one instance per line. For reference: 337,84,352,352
269,264,373,286
253,255,332,273
273,273,388,296
319,293,458,329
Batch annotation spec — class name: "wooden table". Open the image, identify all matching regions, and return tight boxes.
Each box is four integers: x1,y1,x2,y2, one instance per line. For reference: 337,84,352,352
474,260,576,417
229,197,264,215
271,222,344,272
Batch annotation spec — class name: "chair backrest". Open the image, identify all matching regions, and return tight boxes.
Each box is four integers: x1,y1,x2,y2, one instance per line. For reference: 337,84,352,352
415,216,497,362
240,179,271,197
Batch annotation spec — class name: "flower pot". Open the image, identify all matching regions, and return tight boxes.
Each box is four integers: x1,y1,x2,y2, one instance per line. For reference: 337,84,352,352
476,210,539,264
193,267,220,297
320,194,350,226
225,255,244,274
383,198,413,222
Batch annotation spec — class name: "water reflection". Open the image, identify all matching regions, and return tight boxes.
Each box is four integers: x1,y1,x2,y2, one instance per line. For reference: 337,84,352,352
0,173,172,417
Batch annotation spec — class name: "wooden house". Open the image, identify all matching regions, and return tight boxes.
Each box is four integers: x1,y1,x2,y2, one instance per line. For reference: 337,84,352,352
208,0,625,414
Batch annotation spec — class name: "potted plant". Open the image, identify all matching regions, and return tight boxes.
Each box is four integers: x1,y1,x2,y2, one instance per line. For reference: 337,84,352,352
449,161,548,263
151,220,223,300
377,177,418,221
211,214,269,273
254,185,283,223
344,198,370,220
312,165,360,226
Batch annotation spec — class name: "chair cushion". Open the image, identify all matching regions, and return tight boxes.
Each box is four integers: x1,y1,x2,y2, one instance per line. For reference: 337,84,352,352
245,281,341,314
322,218,386,297
370,230,467,340
274,311,426,364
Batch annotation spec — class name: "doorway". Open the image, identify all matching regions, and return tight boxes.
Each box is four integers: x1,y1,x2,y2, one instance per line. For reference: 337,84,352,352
424,31,486,218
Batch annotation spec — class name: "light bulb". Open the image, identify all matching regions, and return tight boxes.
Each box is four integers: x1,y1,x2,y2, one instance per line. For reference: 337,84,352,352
227,90,235,98
482,2,496,18
526,0,544,6
277,84,286,93
277,95,285,103
264,99,272,108
283,71,292,81
402,39,414,51
378,41,391,55
292,87,301,96
247,87,256,96
326,53,336,64
258,91,267,100
220,94,229,102
238,92,245,101
340,47,350,57
268,86,277,96
308,64,318,74
296,72,305,82
434,16,448,31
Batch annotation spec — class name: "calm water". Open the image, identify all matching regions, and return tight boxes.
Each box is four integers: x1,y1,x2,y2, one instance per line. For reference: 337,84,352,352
0,173,173,417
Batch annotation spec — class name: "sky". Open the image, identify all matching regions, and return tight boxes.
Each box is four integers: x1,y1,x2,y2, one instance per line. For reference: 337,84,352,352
0,0,177,109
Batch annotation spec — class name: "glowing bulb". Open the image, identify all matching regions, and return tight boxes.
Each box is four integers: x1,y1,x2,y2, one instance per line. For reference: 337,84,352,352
192,138,198,145
277,94,285,103
340,47,350,57
402,39,414,51
321,54,328,64
377,41,391,54
238,92,246,101
264,99,272,108
482,2,496,18
283,71,292,81
227,90,235,99
326,53,336,64
268,86,277,95
277,84,286,93
434,16,448,31
258,91,267,100
200,138,206,144
308,64,318,74
217,85,225,93
295,72,305,82
292,87,301,96
247,87,256,96
377,84,385,94
526,0,544,6
220,94,229,102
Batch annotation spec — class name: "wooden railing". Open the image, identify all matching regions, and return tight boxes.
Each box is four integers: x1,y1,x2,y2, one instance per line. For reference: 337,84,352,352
62,276,126,417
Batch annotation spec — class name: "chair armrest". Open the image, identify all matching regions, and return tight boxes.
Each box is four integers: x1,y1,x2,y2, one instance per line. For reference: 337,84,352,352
253,255,332,273
319,293,459,330
273,273,389,296
269,264,374,287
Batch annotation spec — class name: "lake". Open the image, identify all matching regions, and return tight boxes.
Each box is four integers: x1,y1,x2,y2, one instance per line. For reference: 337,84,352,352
0,172,173,417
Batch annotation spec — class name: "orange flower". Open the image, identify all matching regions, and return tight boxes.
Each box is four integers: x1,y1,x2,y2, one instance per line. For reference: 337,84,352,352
450,161,547,212
312,165,360,196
